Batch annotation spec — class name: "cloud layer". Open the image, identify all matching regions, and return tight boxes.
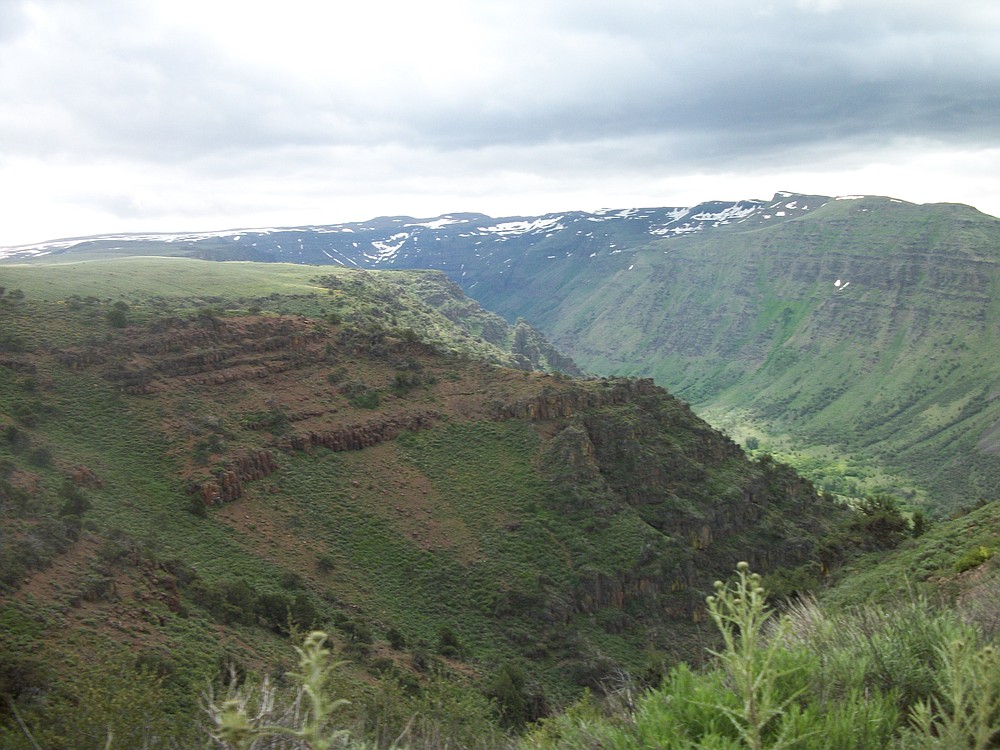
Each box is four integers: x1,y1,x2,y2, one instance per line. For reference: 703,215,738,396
3,0,1000,244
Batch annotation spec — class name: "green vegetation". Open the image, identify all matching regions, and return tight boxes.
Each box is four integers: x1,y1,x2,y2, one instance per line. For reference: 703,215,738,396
1,254,998,748
0,257,575,373
0,260,864,748
10,562,994,749
522,564,1000,750
9,198,1000,516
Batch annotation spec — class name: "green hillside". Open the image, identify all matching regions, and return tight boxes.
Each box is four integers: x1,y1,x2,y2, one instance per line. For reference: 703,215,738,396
0,259,862,747
480,198,1000,514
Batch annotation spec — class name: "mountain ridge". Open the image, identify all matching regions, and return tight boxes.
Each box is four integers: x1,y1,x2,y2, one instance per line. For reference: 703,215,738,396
0,191,851,261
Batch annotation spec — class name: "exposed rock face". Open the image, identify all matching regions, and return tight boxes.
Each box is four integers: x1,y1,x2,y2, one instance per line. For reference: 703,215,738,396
191,449,280,505
59,315,328,394
278,413,439,453
493,377,660,421
531,380,843,621
510,319,585,377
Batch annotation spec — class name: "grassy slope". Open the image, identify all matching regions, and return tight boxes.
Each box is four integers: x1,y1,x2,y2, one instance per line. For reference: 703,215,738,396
0,256,577,371
0,258,852,745
822,499,1000,612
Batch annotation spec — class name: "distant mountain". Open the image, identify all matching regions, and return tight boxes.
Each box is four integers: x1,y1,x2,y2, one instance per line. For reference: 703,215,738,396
0,192,828,266
6,192,999,513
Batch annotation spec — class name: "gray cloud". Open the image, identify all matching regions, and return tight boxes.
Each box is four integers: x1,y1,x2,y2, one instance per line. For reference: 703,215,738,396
2,0,1000,244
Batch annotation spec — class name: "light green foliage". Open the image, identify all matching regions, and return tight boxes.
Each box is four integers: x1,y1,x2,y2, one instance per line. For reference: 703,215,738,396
705,562,806,750
903,640,1000,749
206,631,505,750
208,631,355,750
954,545,995,573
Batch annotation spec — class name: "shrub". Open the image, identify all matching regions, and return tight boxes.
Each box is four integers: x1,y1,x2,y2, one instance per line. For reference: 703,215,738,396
58,481,90,517
206,631,353,750
25,446,52,468
385,626,407,650
436,625,464,659
2,425,30,452
107,300,130,328
704,561,810,750
955,545,995,573
486,662,547,729
904,638,1000,749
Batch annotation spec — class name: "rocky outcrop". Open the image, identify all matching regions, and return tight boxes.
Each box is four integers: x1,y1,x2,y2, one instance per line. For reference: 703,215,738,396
278,413,439,453
57,349,107,369
59,316,328,393
0,357,36,373
191,414,439,506
493,377,660,421
525,382,843,623
190,449,279,506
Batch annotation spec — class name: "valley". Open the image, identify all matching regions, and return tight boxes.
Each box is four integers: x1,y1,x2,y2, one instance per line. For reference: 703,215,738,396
8,193,1000,513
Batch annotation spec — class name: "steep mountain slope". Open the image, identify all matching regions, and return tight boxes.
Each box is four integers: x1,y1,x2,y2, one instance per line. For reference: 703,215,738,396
0,259,854,745
518,196,1000,513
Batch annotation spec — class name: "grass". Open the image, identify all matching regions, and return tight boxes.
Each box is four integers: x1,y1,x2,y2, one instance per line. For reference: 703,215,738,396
823,500,1000,609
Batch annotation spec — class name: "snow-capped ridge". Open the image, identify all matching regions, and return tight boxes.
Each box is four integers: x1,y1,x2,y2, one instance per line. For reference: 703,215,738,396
0,192,843,262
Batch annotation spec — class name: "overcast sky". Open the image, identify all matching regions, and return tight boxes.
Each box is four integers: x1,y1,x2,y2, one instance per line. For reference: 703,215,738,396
2,0,1000,246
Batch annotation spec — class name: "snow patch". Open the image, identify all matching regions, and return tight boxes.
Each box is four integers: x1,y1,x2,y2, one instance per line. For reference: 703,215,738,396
690,203,759,222
405,217,466,229
482,217,566,236
366,232,409,262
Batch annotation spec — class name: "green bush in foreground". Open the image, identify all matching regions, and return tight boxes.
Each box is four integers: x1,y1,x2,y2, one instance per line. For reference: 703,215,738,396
208,631,355,750
201,566,1000,749
522,563,1000,750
